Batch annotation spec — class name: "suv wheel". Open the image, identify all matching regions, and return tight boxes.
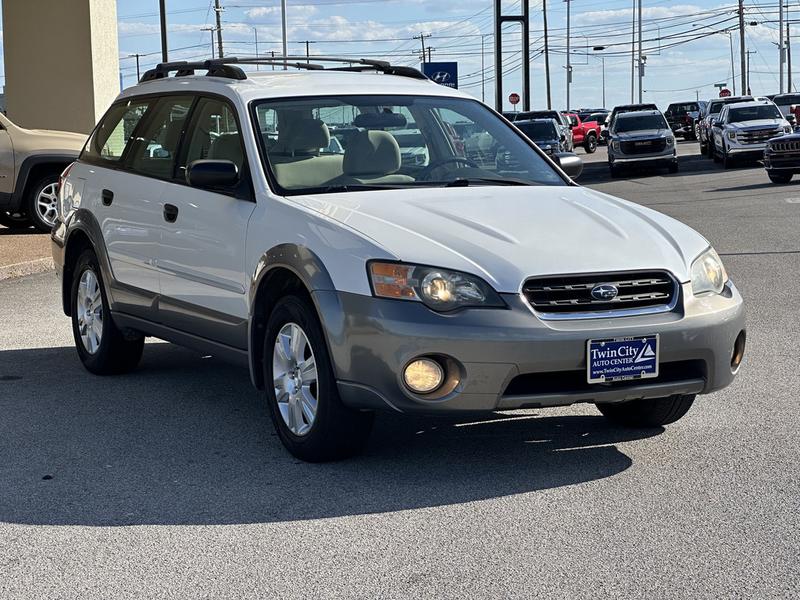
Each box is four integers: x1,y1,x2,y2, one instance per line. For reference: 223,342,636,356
264,295,374,462
71,249,144,375
722,144,735,169
583,134,597,154
596,394,695,427
0,211,31,229
668,160,679,174
27,174,60,233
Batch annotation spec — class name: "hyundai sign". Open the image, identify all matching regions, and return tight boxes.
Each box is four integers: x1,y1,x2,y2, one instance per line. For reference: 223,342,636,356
423,62,459,89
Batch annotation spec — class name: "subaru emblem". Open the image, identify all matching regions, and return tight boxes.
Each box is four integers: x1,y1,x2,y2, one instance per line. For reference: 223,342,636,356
591,284,619,301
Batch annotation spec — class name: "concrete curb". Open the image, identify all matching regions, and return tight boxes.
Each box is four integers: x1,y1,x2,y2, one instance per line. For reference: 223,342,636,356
0,257,55,281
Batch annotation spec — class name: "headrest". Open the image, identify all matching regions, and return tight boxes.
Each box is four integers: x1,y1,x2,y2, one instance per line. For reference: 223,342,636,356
208,133,243,167
279,119,330,152
343,130,402,176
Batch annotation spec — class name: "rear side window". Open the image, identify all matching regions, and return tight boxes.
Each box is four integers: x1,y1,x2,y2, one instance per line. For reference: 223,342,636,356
127,96,194,180
83,100,151,162
182,98,245,174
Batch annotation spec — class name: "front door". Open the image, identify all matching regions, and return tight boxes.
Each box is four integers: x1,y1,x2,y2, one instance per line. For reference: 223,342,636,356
157,96,255,349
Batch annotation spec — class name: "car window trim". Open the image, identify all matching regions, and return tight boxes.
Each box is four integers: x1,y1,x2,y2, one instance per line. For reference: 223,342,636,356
248,93,575,197
79,90,254,202
79,98,155,166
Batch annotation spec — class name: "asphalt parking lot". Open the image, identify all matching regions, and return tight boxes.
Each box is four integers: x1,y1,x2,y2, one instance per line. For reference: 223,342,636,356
1,142,798,598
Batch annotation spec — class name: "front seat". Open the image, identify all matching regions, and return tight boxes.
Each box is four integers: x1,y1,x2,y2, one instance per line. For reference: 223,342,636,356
335,130,414,185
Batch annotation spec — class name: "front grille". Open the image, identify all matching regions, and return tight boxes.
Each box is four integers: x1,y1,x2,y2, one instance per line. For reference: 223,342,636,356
523,270,677,317
739,128,781,144
770,139,800,153
620,138,666,155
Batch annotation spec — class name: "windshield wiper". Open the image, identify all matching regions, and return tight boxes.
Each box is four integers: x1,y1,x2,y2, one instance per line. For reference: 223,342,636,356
322,183,405,193
442,177,534,187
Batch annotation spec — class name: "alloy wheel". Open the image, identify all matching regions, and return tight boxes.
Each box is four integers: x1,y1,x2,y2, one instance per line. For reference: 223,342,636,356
272,322,318,436
36,183,59,227
76,269,103,354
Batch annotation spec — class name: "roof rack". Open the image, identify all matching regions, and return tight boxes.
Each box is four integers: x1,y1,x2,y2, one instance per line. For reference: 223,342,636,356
139,56,428,84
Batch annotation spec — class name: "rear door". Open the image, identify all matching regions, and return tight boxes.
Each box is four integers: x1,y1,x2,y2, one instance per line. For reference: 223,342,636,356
157,96,256,349
0,119,14,199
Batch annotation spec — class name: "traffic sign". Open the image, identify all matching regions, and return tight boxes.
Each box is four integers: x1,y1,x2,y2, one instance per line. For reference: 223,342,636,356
509,92,520,106
719,88,732,98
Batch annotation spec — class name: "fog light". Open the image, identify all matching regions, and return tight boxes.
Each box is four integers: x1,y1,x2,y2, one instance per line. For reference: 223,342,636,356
403,358,444,394
731,331,746,372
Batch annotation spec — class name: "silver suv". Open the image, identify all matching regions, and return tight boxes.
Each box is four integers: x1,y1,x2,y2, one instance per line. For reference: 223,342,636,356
608,110,677,177
53,57,745,461
710,100,792,169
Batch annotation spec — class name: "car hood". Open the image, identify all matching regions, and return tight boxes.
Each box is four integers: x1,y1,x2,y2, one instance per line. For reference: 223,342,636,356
19,127,87,154
614,129,668,140
291,186,709,292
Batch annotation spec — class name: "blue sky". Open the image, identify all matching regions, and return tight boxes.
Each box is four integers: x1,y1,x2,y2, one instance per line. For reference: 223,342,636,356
1,1,794,110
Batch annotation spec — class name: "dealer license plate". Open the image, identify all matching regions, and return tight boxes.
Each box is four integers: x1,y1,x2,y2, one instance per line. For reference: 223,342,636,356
587,335,659,384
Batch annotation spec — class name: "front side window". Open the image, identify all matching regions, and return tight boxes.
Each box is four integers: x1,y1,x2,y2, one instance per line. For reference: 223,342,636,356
127,96,193,179
613,114,668,133
83,99,151,162
252,95,566,194
727,105,782,122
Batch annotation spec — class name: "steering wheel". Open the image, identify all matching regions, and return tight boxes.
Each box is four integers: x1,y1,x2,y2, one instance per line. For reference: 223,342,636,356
417,156,479,180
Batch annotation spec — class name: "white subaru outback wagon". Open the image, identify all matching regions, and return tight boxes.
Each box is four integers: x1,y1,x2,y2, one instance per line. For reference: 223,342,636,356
53,57,746,462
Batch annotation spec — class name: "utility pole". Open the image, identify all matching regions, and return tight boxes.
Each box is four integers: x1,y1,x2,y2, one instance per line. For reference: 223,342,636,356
729,32,737,95
630,0,636,103
637,0,643,103
202,27,216,59
427,47,433,63
481,34,487,103
129,54,141,80
159,0,168,62
214,0,224,59
746,49,757,94
281,0,288,69
252,27,259,69
414,33,431,66
565,0,572,111
780,0,785,93
601,56,606,107
301,40,315,63
543,0,552,109
739,0,747,96
789,23,793,92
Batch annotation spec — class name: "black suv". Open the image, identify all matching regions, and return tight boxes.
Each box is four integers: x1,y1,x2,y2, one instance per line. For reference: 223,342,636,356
664,101,707,140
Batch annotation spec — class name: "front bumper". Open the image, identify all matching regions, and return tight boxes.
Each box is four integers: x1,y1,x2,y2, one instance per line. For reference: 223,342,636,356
764,153,800,172
609,151,677,165
316,282,745,414
728,143,768,156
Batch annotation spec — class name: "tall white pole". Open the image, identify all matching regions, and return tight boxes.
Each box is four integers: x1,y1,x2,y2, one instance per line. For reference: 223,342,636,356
637,0,643,103
281,0,288,69
631,0,635,103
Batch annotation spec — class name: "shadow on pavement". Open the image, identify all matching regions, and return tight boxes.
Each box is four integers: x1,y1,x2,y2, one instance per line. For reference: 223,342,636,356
0,344,661,526
0,226,38,236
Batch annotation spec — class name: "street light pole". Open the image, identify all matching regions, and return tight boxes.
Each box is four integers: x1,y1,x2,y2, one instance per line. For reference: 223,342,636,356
637,0,643,103
565,0,571,111
780,0,785,93
601,56,606,107
481,34,487,103
543,0,552,109
253,27,259,69
739,0,747,95
630,0,635,103
281,0,288,69
159,0,168,62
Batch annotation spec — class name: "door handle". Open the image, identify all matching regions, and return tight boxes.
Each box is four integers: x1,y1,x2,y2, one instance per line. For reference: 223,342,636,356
163,203,179,223
101,189,114,206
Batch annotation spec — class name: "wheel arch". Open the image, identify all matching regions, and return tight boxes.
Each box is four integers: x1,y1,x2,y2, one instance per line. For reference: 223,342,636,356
12,154,77,209
61,209,110,316
248,244,337,390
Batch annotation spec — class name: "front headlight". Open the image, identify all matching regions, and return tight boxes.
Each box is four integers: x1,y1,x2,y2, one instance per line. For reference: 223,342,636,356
727,131,737,140
369,262,505,311
666,136,675,146
690,247,728,296
611,140,620,151
783,125,793,133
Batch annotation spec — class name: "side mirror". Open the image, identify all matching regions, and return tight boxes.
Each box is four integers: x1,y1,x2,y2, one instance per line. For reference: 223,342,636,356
186,159,239,189
554,152,583,179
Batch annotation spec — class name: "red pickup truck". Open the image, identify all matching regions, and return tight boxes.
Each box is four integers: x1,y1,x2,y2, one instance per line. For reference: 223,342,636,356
563,113,601,153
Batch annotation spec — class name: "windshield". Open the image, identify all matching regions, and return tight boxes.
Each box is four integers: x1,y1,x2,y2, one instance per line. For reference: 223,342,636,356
728,105,782,122
516,121,558,140
253,95,566,194
668,103,697,114
774,94,800,106
614,114,667,132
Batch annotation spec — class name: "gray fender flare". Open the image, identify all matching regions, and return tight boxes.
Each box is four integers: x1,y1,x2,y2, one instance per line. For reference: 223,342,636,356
59,209,113,315
247,244,339,389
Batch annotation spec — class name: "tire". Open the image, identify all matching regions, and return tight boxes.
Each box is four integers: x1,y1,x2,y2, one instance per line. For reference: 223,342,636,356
583,134,597,154
70,249,144,375
264,295,374,462
596,394,695,427
769,172,793,184
26,174,60,233
609,164,621,178
712,142,721,163
722,144,734,169
668,160,679,174
0,211,31,229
